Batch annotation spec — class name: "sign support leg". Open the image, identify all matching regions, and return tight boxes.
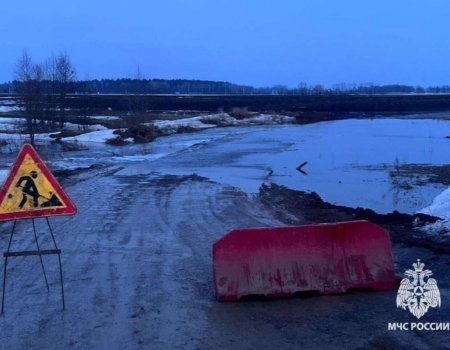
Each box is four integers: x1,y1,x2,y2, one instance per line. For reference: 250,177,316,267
32,219,50,292
2,220,17,314
46,218,65,310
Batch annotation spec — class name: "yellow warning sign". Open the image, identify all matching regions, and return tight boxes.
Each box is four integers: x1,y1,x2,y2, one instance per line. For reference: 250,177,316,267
0,144,76,221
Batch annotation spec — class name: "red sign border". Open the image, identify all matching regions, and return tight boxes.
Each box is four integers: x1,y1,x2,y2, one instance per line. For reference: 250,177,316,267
0,144,77,222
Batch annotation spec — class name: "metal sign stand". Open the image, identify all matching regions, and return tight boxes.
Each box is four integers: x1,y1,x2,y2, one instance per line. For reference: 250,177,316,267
1,217,65,314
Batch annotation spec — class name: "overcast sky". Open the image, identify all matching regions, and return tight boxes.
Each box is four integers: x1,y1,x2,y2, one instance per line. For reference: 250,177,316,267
1,1,450,87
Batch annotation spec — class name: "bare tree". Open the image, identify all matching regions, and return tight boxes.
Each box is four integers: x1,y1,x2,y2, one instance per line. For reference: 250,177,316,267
14,50,43,145
130,64,147,115
297,82,308,95
42,54,58,130
312,84,325,95
55,52,76,128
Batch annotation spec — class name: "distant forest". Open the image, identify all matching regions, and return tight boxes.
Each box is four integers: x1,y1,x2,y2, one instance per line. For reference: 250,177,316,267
1,78,450,95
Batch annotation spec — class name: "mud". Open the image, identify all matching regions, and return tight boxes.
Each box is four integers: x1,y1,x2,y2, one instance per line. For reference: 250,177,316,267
0,168,449,349
259,183,450,251
2,114,450,350
390,163,450,186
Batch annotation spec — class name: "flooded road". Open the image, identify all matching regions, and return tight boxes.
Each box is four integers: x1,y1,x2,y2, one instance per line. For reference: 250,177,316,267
2,118,449,214
0,167,449,349
34,118,448,214
141,118,449,214
1,118,450,349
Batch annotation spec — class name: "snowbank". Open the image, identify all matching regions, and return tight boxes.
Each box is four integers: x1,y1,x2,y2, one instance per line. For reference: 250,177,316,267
63,123,108,132
0,132,27,141
0,106,21,113
89,116,120,121
152,116,215,135
34,133,55,142
0,113,296,146
233,114,296,125
0,132,55,146
418,186,450,233
152,113,296,135
64,129,117,143
0,99,17,105
0,113,297,149
419,186,450,219
0,117,23,124
0,117,24,131
199,113,295,127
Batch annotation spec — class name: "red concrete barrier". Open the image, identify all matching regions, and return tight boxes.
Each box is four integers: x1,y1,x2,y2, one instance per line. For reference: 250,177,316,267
213,220,396,301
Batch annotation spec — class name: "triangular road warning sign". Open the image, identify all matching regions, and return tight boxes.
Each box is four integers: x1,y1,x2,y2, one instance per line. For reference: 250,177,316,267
0,144,76,221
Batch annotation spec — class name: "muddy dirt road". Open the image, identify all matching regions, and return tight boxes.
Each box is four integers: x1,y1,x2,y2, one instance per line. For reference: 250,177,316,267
1,120,450,349
0,165,449,349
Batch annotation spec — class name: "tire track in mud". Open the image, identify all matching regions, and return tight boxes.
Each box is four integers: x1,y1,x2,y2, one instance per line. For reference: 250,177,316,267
118,174,284,348
0,167,149,349
0,168,282,349
1,166,448,349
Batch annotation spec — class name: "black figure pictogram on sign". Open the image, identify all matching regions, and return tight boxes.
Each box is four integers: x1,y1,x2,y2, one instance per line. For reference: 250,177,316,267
16,171,41,208
15,171,63,209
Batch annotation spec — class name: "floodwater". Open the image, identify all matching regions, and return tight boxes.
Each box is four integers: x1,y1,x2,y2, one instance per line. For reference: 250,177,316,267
1,117,450,349
116,118,450,214
1,118,449,214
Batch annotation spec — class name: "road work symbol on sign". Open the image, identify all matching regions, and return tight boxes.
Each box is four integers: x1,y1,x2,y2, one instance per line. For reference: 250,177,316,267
0,143,76,221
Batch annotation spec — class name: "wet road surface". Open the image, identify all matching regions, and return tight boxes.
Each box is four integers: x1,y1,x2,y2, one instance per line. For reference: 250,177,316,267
1,120,450,349
0,164,449,349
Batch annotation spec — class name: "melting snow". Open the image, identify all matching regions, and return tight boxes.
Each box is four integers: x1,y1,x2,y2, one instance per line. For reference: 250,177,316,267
0,117,23,124
419,186,450,219
152,113,296,135
63,129,117,143
418,186,450,232
153,116,215,134
0,106,21,113
63,123,108,131
89,116,120,121
0,117,24,131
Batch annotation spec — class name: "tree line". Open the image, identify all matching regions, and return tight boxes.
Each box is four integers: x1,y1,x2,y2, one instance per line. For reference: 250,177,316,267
2,58,450,97
3,79,450,96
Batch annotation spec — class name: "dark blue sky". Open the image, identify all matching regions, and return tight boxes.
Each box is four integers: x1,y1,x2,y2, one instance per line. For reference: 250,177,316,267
1,1,450,87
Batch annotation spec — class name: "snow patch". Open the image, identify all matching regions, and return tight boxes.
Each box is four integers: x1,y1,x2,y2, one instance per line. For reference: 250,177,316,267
199,113,295,126
0,117,24,131
34,133,56,142
63,129,117,143
0,132,27,141
0,117,23,124
152,116,215,134
89,116,120,121
63,123,108,131
0,106,21,113
0,100,17,105
151,113,296,136
419,186,450,220
418,186,450,232
200,113,237,125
